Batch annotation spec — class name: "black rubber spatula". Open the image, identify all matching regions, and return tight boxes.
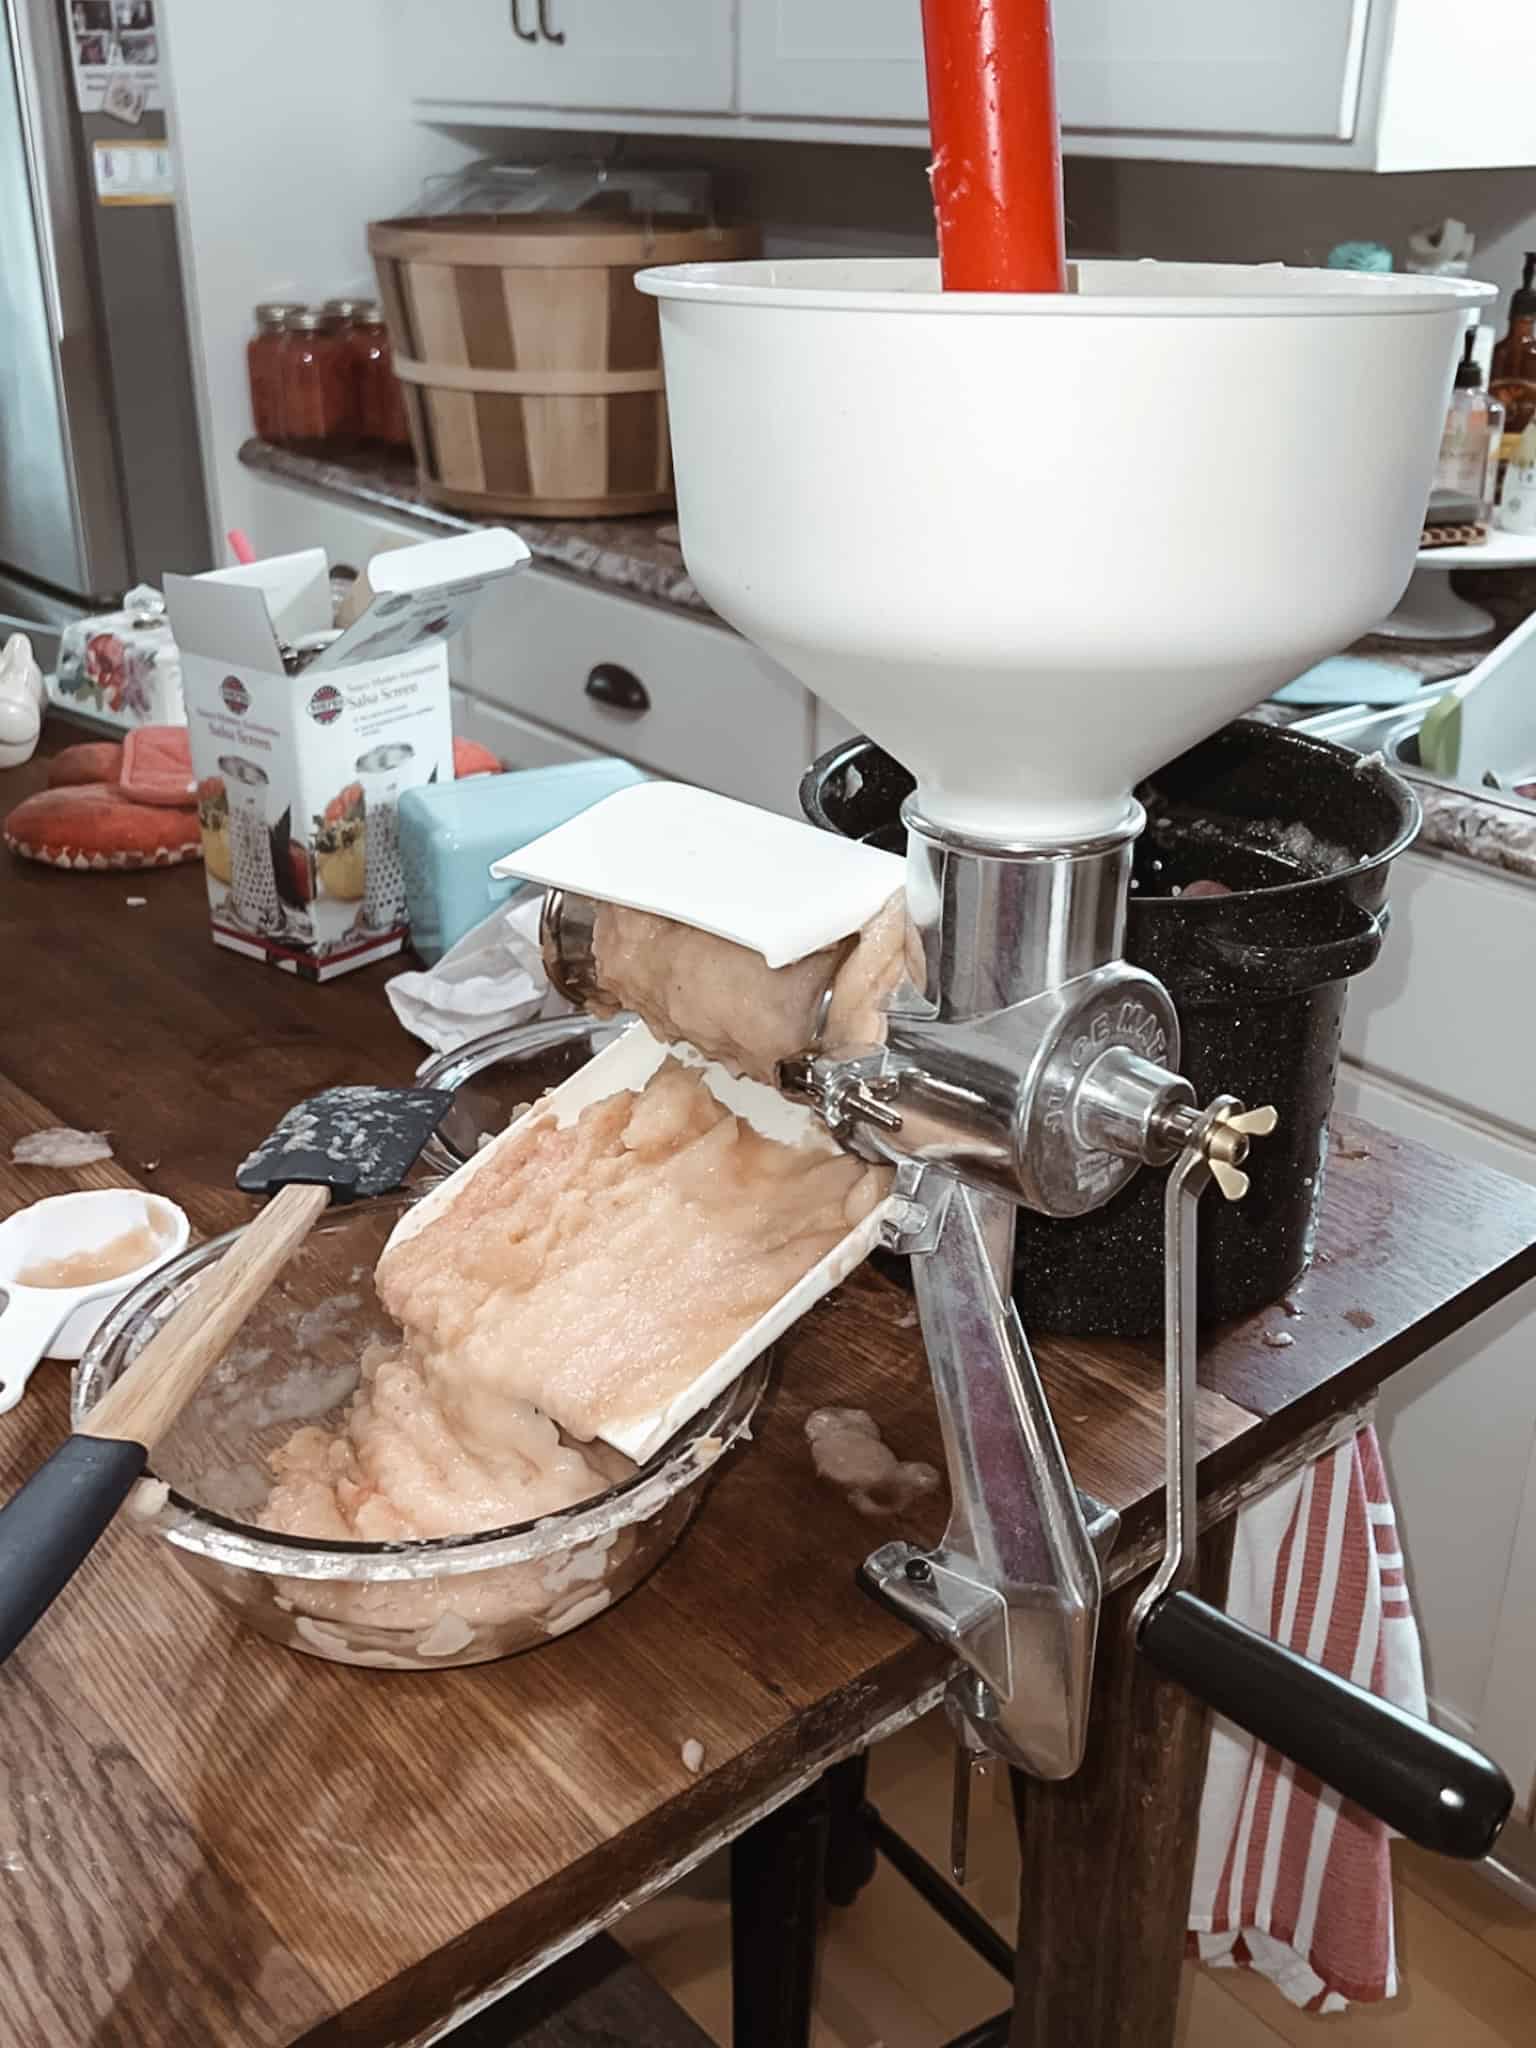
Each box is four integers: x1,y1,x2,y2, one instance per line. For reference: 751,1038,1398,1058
0,1084,449,1660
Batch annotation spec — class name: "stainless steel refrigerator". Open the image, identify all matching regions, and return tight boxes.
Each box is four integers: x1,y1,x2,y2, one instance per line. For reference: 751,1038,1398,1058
1,0,209,662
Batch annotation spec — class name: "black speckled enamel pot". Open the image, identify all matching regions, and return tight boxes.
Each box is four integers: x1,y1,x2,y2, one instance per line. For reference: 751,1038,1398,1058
801,721,1419,1335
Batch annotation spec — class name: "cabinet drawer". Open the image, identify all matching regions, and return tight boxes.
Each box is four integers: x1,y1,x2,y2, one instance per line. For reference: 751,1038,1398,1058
241,474,442,579
453,694,609,772
464,568,812,814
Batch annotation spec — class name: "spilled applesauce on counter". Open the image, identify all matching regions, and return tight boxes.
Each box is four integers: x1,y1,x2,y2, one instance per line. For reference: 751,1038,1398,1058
255,901,907,1636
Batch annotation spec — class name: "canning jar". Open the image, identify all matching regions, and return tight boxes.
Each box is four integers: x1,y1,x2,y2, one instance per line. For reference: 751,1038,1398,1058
247,300,304,443
279,310,352,453
350,301,412,450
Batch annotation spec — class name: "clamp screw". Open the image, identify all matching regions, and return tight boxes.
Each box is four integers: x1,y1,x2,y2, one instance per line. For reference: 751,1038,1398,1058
1207,1102,1279,1203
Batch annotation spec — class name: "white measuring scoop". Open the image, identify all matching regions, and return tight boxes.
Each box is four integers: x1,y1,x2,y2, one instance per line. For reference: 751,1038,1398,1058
0,1190,190,1415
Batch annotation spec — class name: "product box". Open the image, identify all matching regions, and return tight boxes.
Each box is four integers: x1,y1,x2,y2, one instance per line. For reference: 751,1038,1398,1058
165,528,529,980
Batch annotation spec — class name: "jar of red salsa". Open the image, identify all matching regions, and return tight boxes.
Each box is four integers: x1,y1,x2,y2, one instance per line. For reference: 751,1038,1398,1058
247,300,304,443
350,300,413,451
320,297,367,337
279,310,353,454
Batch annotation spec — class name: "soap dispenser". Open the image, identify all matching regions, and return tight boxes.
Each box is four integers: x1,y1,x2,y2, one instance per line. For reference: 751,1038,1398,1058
1431,327,1504,530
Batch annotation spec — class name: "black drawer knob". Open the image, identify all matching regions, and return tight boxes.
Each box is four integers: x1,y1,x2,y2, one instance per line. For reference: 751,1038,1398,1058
584,663,650,714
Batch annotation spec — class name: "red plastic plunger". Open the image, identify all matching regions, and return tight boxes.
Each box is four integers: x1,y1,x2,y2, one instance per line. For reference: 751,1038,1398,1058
920,0,1066,293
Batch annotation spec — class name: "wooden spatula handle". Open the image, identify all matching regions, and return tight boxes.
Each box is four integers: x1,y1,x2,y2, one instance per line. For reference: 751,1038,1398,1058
84,1182,332,1449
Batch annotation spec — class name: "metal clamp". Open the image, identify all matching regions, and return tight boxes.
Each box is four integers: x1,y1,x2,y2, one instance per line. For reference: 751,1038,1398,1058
860,1171,1114,1779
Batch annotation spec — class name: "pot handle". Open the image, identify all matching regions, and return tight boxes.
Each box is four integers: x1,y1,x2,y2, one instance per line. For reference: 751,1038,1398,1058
1138,1591,1511,1859
1195,901,1387,991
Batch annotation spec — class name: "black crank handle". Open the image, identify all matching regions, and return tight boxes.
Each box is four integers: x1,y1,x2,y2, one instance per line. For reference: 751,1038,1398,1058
1138,1590,1512,1860
0,1435,148,1661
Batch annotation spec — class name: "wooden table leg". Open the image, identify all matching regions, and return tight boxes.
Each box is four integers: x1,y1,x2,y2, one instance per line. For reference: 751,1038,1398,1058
730,1777,830,2048
823,1751,877,1908
1008,1517,1237,2048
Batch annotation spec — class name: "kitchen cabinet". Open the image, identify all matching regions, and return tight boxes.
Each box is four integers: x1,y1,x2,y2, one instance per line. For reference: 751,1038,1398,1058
239,474,440,586
462,565,814,815
244,469,823,812
1340,852,1535,1136
239,472,476,683
1335,841,1536,1877
1334,1065,1536,1848
410,0,1536,173
407,0,734,119
740,0,1367,139
452,690,607,770
812,698,861,763
1055,0,1369,145
739,0,926,124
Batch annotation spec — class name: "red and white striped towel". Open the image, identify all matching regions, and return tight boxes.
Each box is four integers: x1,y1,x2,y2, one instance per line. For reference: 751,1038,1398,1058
1187,1425,1424,2010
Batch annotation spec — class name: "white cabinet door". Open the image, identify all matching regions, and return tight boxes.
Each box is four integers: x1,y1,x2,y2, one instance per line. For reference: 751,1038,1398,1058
739,0,1372,142
1482,1458,1536,1827
1340,851,1536,1138
409,0,734,115
739,0,926,122
1055,0,1372,141
1334,1065,1536,1795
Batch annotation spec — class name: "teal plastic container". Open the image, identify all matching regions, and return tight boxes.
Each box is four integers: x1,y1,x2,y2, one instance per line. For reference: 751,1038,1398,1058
399,758,648,963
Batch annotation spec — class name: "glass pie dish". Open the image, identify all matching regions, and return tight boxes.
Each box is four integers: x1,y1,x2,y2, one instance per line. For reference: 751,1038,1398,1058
74,1195,766,1670
415,1012,624,1177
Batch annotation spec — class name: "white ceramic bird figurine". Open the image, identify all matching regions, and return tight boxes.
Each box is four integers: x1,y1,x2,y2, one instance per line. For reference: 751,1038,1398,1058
0,634,46,769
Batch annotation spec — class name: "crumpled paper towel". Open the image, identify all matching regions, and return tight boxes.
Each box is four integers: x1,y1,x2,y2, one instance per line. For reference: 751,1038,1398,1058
387,890,570,1055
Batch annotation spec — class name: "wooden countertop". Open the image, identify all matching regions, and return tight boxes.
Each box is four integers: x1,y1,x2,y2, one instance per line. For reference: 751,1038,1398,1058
2,734,1535,2046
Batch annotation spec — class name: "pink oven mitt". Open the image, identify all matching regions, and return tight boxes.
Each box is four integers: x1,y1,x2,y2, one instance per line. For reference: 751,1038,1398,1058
120,726,196,808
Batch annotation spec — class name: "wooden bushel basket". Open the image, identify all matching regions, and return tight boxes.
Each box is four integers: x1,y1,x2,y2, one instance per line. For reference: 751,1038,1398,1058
367,214,759,519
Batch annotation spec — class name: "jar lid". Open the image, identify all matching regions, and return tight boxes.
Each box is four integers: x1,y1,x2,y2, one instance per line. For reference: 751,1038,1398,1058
284,310,324,331
321,297,368,320
351,299,383,321
254,299,306,323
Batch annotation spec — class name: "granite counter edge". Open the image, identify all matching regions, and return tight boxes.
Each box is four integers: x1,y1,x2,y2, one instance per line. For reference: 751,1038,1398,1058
239,441,1536,886
238,439,710,617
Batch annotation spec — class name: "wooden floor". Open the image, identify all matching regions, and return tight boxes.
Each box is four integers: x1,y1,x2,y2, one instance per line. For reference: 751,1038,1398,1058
617,1712,1536,2046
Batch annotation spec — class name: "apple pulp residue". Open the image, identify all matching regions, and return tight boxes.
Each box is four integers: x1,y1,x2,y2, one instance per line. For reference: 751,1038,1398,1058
804,1407,940,1518
587,893,918,1083
254,898,914,1638
18,1216,166,1289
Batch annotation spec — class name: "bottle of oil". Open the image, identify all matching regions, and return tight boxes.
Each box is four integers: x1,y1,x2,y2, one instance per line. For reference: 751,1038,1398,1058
1490,251,1536,500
